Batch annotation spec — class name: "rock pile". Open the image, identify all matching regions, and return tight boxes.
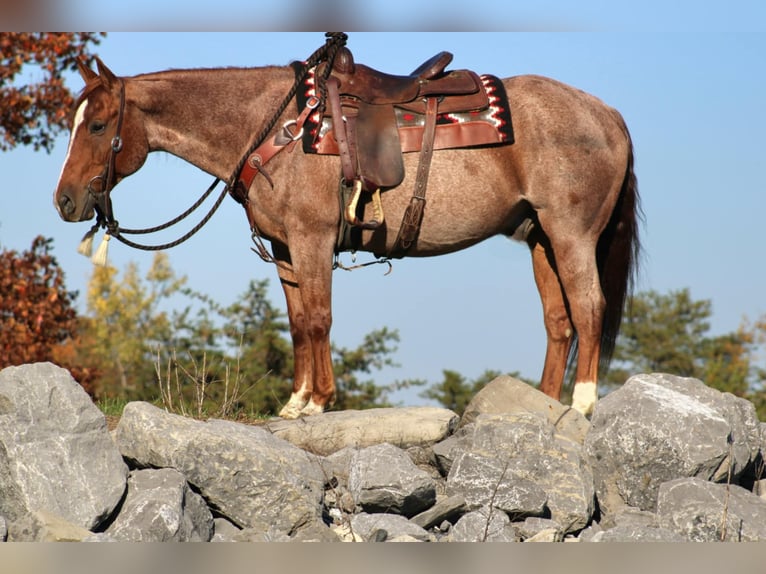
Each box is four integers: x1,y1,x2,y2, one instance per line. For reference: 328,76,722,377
1,363,764,542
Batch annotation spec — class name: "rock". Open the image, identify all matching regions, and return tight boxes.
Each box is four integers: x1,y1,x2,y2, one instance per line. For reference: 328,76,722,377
584,373,762,515
432,426,473,476
448,413,594,532
446,451,548,517
211,517,241,542
459,375,590,444
0,363,127,531
114,401,324,534
7,509,93,542
348,513,436,542
348,442,437,517
106,468,213,541
513,517,564,541
589,524,686,542
448,507,518,542
410,494,467,530
264,407,459,456
656,477,766,541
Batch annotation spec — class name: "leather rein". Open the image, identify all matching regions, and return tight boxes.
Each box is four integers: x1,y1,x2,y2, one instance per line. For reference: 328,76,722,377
81,33,348,261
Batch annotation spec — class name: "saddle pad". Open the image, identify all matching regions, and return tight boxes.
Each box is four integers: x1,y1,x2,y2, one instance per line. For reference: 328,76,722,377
292,63,514,156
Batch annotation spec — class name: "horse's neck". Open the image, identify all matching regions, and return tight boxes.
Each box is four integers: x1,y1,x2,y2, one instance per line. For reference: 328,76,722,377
129,66,294,179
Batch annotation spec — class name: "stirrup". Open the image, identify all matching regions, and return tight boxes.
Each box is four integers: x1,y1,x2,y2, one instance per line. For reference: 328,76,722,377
344,179,384,230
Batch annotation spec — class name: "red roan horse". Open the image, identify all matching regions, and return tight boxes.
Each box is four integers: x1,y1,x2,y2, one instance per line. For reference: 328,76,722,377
54,45,640,419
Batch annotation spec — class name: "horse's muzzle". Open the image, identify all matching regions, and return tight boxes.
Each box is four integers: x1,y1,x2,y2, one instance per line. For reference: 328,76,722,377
56,190,95,222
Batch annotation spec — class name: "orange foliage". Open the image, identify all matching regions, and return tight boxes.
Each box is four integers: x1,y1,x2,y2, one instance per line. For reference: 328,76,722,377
0,32,105,152
0,236,99,395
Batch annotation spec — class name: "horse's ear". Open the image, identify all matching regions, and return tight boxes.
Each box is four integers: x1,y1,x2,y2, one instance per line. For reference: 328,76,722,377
95,56,119,90
76,57,98,83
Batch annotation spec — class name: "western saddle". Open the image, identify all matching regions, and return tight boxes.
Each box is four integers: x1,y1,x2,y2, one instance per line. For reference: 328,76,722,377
236,45,510,257
316,46,497,254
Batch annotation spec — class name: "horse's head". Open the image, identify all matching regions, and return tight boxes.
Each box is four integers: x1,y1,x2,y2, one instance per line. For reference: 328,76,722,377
54,58,149,223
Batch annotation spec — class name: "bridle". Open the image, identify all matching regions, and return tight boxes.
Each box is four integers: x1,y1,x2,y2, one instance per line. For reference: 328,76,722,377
79,32,349,261
86,76,125,229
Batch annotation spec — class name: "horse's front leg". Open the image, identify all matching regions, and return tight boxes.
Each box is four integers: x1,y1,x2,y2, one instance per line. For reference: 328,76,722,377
273,238,336,418
275,258,314,419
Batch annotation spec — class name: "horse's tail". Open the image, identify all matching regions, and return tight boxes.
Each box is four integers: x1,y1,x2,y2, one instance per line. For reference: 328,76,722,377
595,130,642,371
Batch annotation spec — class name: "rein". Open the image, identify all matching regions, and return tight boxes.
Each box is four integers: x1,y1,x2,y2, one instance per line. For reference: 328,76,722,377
80,32,349,266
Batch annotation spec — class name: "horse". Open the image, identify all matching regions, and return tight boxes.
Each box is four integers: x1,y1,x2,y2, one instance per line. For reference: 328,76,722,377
53,42,640,419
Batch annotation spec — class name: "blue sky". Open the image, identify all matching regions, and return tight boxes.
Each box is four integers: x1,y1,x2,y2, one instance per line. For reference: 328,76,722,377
2,26,765,404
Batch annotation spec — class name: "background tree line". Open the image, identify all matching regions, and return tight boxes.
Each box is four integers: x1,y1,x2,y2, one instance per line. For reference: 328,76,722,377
2,238,765,420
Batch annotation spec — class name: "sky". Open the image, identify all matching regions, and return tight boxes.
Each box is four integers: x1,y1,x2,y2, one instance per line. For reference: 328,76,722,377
2,15,766,405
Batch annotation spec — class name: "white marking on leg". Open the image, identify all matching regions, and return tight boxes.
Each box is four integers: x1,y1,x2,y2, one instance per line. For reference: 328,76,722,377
56,100,88,188
571,381,597,416
278,382,310,419
299,399,325,417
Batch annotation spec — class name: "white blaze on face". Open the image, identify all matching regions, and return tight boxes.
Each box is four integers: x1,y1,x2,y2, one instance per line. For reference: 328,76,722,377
56,99,88,189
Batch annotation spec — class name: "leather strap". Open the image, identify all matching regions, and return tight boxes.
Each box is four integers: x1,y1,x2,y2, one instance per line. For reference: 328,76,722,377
236,96,319,199
390,96,439,256
326,76,356,184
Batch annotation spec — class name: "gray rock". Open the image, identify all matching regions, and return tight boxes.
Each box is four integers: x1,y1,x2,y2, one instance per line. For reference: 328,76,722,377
448,507,517,542
348,512,435,542
211,517,241,542
513,517,564,541
0,515,5,541
7,509,93,542
106,468,213,541
348,443,437,517
114,401,324,533
0,363,127,530
289,519,343,542
432,426,473,476
584,373,762,514
460,375,590,444
410,494,467,530
446,451,548,517
590,524,686,542
656,477,766,541
449,413,594,532
264,407,459,456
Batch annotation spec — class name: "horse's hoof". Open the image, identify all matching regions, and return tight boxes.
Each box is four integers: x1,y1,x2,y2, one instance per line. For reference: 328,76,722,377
299,400,325,417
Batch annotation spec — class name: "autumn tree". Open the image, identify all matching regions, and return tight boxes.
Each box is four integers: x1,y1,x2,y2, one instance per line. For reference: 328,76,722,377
0,32,105,152
0,235,78,366
80,252,185,400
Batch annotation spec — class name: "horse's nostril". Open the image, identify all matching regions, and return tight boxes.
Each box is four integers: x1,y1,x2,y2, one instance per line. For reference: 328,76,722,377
58,194,75,216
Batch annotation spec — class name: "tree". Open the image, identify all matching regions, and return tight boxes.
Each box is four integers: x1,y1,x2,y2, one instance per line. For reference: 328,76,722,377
80,252,186,400
606,288,766,417
331,327,423,410
1,32,105,152
0,236,78,366
417,369,538,416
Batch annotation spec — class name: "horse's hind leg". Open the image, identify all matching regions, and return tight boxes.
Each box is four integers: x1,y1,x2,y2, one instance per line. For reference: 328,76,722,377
528,233,574,400
542,231,605,416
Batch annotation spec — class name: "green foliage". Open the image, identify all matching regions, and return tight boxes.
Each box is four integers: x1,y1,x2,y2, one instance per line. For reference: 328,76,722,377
419,369,512,416
76,254,415,417
607,288,766,419
331,327,424,410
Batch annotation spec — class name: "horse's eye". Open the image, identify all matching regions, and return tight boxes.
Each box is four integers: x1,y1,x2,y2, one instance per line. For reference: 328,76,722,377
89,121,106,135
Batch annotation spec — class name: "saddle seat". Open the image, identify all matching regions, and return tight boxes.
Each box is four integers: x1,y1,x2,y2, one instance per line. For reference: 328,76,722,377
328,47,469,105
